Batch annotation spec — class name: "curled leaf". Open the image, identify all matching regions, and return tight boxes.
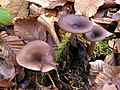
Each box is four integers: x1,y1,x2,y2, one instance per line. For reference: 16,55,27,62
74,0,105,17
26,0,66,9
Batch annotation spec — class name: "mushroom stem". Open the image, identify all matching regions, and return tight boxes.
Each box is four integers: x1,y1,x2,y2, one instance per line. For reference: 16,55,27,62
47,72,56,88
37,16,60,46
70,33,77,47
88,42,96,56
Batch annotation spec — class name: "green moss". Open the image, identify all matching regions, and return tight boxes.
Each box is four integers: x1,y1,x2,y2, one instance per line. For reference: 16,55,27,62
56,33,71,63
92,37,113,60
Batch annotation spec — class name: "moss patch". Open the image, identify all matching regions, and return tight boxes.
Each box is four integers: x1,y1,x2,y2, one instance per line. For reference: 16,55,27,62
92,37,113,60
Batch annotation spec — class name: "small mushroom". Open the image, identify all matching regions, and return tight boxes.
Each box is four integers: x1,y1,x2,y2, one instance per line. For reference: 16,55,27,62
16,40,56,73
83,25,106,56
16,40,58,88
58,14,93,47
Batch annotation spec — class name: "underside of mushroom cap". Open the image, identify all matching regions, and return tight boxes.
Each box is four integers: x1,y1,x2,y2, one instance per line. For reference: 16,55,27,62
58,14,93,34
16,40,56,72
84,26,106,42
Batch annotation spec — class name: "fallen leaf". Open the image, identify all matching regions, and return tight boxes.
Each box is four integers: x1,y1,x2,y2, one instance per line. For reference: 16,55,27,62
112,74,120,90
108,39,120,53
102,84,117,90
0,31,24,61
0,79,13,87
91,18,113,24
4,0,29,19
14,18,47,42
30,4,56,17
95,66,120,85
26,0,66,9
0,0,11,7
0,61,15,79
30,4,44,15
104,53,116,65
74,0,105,17
90,60,108,76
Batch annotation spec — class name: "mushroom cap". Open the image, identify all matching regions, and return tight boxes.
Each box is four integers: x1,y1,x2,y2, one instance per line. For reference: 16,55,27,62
58,14,93,34
83,26,106,42
16,40,56,72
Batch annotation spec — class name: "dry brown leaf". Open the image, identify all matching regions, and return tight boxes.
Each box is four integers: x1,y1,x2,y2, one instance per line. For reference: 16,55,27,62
0,0,11,7
14,18,47,42
104,53,116,65
0,31,24,61
90,60,108,76
30,4,44,15
91,18,113,24
0,61,15,79
108,39,120,53
102,84,117,90
89,59,120,89
26,0,66,9
95,66,120,85
74,0,105,17
112,74,120,89
3,0,29,19
0,79,13,87
30,4,56,17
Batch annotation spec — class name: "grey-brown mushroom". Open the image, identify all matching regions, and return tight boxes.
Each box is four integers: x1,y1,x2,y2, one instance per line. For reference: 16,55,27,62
58,14,93,47
16,40,56,73
83,25,106,56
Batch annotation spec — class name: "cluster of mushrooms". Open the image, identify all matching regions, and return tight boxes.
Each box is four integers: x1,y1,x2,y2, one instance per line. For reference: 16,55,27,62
58,14,106,56
16,14,106,87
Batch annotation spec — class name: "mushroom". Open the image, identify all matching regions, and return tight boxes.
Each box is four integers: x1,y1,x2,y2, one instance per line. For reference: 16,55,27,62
58,14,93,47
16,40,56,72
16,40,57,88
83,25,106,56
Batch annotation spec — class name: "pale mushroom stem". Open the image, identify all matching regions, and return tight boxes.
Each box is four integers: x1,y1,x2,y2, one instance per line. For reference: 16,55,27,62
37,17,60,46
47,72,56,88
88,42,96,56
70,33,77,47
